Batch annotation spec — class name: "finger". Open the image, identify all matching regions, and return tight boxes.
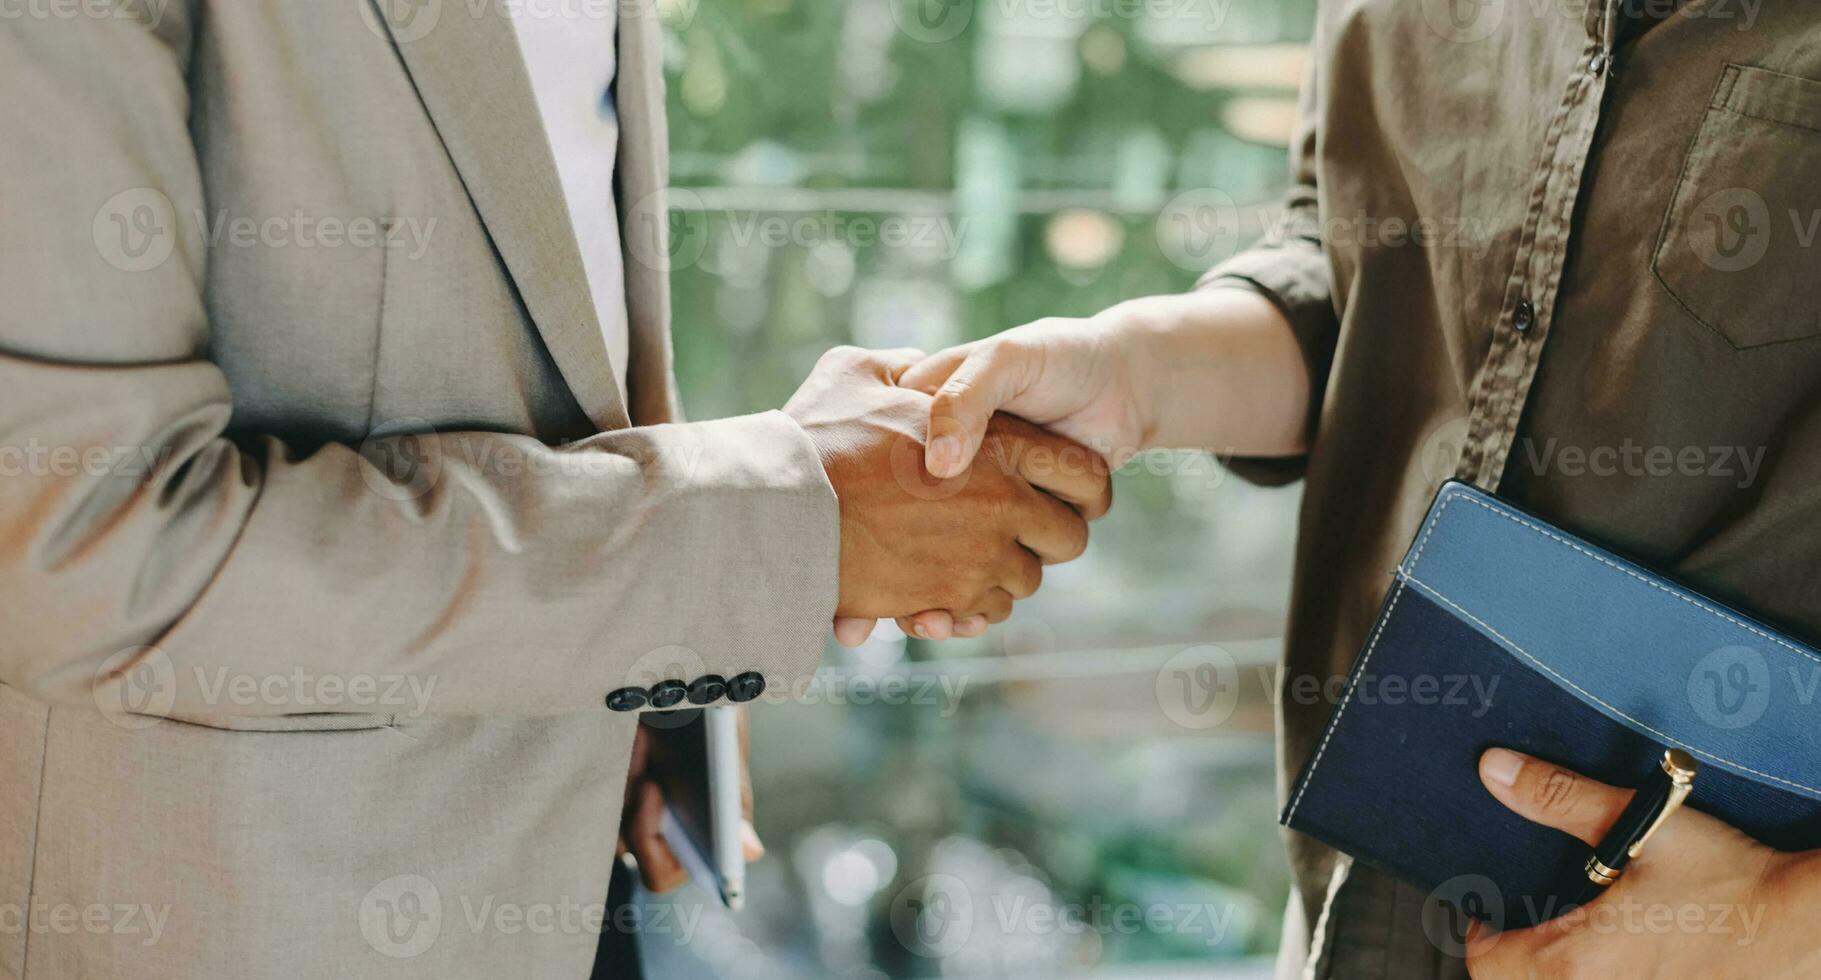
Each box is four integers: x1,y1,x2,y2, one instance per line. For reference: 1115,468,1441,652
871,347,929,382
923,346,1029,478
985,414,1113,522
897,343,978,394
1003,546,1042,600
1465,919,1495,957
832,617,877,647
959,587,1015,625
625,722,653,780
952,615,988,638
629,780,689,892
1479,748,1637,847
899,610,955,641
741,820,765,862
996,479,1091,566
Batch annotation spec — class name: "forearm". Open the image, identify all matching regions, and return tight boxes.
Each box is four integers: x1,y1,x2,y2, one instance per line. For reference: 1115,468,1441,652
0,355,839,717
1112,286,1311,457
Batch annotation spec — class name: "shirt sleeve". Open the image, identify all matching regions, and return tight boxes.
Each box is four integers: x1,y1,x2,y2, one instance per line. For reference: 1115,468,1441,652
1194,40,1338,487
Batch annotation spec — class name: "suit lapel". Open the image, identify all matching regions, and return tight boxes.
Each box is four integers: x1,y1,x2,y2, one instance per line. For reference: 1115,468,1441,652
373,0,631,431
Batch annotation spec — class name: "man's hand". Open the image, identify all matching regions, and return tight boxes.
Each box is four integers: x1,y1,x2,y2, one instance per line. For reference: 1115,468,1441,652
1466,748,1821,978
899,314,1149,480
617,711,764,893
784,346,1111,645
897,288,1307,480
890,290,1306,640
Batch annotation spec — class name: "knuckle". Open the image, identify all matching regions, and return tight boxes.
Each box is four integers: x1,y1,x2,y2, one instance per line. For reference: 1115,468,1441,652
820,345,866,371
1060,518,1090,562
974,433,1015,474
937,376,980,406
1531,766,1583,817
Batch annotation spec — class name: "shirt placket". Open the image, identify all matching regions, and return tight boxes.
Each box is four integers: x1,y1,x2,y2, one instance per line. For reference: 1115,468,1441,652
1458,0,1623,491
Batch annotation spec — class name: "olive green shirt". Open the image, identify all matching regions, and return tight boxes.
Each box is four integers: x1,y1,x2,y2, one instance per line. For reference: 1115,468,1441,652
1201,2,1821,976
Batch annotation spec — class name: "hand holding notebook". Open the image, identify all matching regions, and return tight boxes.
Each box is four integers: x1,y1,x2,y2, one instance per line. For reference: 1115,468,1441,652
1463,745,1819,976
1283,482,1821,972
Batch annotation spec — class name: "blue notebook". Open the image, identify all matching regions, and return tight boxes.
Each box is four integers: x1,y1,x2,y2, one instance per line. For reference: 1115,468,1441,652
1282,481,1821,927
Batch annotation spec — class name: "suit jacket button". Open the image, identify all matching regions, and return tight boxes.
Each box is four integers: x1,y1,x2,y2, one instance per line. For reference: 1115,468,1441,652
726,671,766,703
648,679,689,710
605,686,648,712
686,674,727,705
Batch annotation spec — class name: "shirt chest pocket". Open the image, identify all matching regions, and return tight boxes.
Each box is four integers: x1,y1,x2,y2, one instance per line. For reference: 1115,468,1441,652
1652,64,1821,350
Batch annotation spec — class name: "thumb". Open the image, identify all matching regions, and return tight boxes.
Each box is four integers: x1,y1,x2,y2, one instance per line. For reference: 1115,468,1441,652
921,346,1025,479
1478,748,1633,846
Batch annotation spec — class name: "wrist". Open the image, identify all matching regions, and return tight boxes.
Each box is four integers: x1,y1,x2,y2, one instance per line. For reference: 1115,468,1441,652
1090,298,1184,454
1109,286,1306,454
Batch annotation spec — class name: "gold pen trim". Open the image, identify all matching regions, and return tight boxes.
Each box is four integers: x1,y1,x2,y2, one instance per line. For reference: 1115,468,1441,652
1585,856,1622,886
1583,748,1699,887
1629,749,1698,859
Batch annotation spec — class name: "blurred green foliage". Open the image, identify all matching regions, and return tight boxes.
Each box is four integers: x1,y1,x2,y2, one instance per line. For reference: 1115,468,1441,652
657,1,1316,972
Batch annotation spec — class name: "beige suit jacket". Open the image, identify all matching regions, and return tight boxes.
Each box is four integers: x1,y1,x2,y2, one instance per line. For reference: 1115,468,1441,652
0,2,839,977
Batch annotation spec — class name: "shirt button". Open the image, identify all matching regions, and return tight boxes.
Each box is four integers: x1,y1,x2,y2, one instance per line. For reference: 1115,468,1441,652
1513,299,1535,334
605,686,648,712
647,679,689,710
726,671,766,703
686,674,728,705
1589,52,1607,75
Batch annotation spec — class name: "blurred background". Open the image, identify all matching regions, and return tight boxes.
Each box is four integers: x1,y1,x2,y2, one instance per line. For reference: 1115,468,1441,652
642,0,1315,976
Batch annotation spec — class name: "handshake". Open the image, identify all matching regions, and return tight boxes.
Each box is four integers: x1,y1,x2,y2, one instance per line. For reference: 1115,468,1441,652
782,345,1113,647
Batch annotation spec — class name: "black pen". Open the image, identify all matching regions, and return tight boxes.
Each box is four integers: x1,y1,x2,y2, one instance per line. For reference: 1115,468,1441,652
1586,748,1698,887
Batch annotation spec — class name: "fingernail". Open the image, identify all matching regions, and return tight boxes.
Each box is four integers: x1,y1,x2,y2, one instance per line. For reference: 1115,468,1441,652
1482,748,1524,787
741,821,765,860
913,623,930,639
928,436,960,476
